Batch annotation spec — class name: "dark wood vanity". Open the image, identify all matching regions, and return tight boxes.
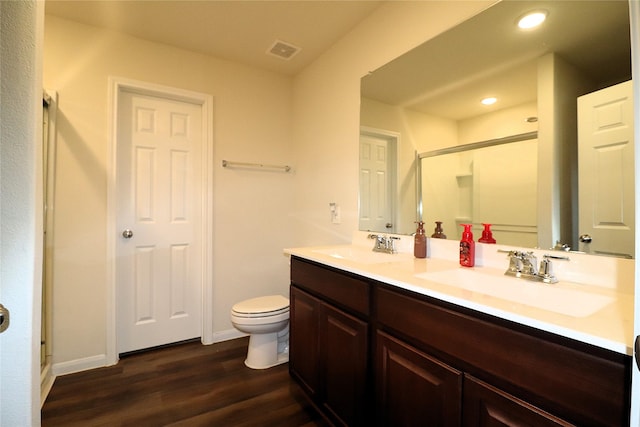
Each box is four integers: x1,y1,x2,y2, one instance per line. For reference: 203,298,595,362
289,256,631,426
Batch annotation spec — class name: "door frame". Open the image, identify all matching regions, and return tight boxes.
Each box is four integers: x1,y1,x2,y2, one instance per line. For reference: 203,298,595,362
631,0,640,424
106,77,214,365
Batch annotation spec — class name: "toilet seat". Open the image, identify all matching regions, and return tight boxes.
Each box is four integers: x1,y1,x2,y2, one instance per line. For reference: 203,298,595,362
231,295,289,318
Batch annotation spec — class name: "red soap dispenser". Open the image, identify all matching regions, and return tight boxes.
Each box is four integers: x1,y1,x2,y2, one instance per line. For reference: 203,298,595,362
459,224,475,267
414,221,427,259
478,223,496,244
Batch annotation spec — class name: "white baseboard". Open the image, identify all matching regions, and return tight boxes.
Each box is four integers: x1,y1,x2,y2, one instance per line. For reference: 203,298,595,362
40,362,55,407
210,328,247,344
50,331,245,378
52,353,109,377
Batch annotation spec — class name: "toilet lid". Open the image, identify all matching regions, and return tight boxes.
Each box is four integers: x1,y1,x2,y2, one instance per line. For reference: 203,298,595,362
232,295,289,317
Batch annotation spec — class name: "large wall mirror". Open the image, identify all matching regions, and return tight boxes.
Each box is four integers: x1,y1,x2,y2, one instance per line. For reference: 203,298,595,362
359,0,633,258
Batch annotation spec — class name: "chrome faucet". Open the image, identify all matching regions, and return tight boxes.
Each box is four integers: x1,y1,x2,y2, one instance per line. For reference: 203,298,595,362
367,234,399,254
502,250,569,284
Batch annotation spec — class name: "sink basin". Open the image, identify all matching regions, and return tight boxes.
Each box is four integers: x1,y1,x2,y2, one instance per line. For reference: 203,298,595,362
415,268,614,317
312,247,408,264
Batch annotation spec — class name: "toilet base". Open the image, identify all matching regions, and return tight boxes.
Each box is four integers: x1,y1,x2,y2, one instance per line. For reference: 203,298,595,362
244,329,289,370
244,350,289,370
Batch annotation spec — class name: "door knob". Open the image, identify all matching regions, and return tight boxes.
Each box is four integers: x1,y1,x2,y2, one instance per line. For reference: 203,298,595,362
579,234,592,243
122,229,134,239
0,303,9,333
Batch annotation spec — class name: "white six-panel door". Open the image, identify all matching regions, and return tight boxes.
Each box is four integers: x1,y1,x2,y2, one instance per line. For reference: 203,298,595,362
116,90,203,354
359,130,396,233
578,80,635,258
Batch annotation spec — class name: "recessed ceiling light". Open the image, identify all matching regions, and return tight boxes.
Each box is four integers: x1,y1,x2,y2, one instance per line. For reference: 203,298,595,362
481,97,497,106
518,10,547,29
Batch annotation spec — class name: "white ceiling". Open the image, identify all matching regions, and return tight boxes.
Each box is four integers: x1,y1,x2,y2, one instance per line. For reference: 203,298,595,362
44,0,384,76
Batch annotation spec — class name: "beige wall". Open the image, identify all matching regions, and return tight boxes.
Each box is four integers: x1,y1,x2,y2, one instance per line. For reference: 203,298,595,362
1,1,44,424
44,16,294,367
458,101,538,144
537,53,594,249
291,1,492,246
44,1,492,370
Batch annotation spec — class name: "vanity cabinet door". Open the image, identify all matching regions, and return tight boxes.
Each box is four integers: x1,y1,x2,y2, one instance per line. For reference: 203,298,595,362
290,285,369,426
322,302,369,426
463,376,574,427
290,286,321,399
376,330,462,427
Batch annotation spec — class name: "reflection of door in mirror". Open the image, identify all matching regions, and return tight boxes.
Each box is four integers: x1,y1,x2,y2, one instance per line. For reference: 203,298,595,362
359,128,397,233
578,80,634,259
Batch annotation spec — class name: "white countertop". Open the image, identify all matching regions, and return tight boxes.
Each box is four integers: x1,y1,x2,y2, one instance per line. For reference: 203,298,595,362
285,236,634,356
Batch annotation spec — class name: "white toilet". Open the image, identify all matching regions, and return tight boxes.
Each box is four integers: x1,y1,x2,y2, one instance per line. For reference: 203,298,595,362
230,295,290,369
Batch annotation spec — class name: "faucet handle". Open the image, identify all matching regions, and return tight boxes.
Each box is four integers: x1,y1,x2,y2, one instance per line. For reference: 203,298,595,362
369,234,386,245
538,258,556,283
538,254,569,284
505,250,524,273
539,257,553,274
387,236,400,252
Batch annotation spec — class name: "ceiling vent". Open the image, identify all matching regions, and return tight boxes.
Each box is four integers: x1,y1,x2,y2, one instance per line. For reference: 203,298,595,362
267,40,301,60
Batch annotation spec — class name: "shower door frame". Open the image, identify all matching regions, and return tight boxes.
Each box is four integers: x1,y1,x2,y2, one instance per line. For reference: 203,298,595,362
41,89,58,404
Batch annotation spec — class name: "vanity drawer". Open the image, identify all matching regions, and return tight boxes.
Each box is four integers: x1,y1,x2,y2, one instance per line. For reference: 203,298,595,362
290,256,370,317
375,284,630,426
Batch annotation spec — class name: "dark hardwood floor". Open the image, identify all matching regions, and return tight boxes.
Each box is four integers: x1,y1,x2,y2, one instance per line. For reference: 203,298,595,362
41,337,329,427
